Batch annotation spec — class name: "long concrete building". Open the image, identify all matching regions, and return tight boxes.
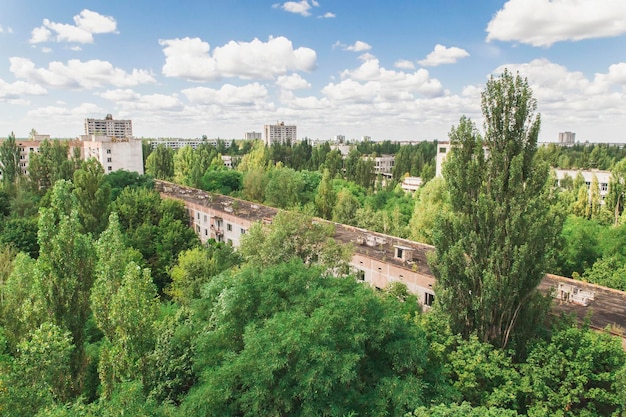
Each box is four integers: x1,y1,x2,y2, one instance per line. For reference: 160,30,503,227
155,180,626,341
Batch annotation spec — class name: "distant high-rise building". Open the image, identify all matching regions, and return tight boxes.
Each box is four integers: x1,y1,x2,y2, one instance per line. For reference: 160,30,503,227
263,121,297,146
334,135,345,143
245,131,262,140
361,135,371,141
558,131,576,145
84,114,133,138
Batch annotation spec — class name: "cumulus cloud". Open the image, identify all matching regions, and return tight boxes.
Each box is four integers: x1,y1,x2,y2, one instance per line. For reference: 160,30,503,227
322,57,443,104
182,83,269,105
486,0,626,47
0,25,14,34
0,78,47,99
30,9,117,44
9,57,156,89
334,40,372,52
160,36,316,81
394,59,416,70
276,73,311,90
418,44,469,66
319,12,335,18
278,0,318,16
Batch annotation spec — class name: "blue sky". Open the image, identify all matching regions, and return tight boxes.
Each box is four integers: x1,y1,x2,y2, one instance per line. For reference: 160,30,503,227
1,0,626,142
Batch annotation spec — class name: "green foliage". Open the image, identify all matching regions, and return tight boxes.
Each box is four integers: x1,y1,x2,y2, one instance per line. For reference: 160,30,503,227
103,169,154,201
0,216,39,258
409,177,450,244
28,139,76,193
73,158,111,236
0,132,20,187
315,169,336,219
408,402,519,417
554,216,603,277
166,243,241,305
200,168,242,195
182,260,429,417
239,210,353,271
0,323,74,416
332,188,360,225
431,70,563,350
145,145,174,180
264,166,305,209
520,325,626,416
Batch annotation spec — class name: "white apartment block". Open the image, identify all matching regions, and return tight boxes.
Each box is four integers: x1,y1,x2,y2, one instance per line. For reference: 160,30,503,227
559,131,576,145
245,131,262,141
372,155,395,174
149,138,231,150
79,135,144,174
84,114,133,138
554,168,611,200
264,121,297,146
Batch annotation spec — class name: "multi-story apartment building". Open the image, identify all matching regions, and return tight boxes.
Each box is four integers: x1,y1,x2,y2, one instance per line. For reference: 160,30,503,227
155,179,626,340
245,131,262,141
264,121,297,146
372,155,395,174
558,131,576,145
79,135,144,174
84,114,133,138
148,138,231,150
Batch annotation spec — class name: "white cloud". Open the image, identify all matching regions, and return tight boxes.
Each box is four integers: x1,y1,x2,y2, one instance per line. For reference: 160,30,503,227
280,0,317,16
160,36,316,81
489,59,626,140
486,0,626,47
345,41,372,52
276,73,311,90
394,59,415,70
319,12,335,18
10,57,156,89
0,78,47,99
41,47,53,54
0,25,14,34
182,83,269,105
30,9,117,44
418,44,469,66
98,88,141,101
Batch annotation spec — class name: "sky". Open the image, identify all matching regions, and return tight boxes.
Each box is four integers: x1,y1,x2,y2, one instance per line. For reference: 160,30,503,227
1,0,626,143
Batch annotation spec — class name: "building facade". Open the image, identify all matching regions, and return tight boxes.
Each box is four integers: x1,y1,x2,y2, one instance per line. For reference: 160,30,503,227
264,121,297,146
559,131,576,145
79,135,144,174
245,131,262,141
84,114,133,138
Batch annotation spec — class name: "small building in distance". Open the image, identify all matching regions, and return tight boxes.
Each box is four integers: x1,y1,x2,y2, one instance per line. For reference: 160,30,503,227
264,121,297,146
84,114,133,138
245,131,262,141
559,131,576,145
554,168,611,201
401,176,423,193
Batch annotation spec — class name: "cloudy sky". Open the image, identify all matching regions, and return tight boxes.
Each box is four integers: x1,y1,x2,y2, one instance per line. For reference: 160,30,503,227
1,0,626,142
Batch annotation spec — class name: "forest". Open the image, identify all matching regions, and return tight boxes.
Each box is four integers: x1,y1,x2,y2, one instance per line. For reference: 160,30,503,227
0,71,625,416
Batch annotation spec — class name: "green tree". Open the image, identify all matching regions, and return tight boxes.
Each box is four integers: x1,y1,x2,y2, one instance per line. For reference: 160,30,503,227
431,70,562,349
173,145,194,185
0,132,20,188
239,210,353,271
98,263,159,397
409,177,450,245
182,260,430,417
28,140,75,193
145,144,173,180
166,243,241,305
315,169,336,219
323,148,343,178
73,158,111,236
36,180,96,389
264,167,304,209
332,188,360,225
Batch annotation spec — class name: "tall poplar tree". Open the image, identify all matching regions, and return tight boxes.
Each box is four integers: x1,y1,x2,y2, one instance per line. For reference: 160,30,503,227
0,132,20,188
430,70,562,349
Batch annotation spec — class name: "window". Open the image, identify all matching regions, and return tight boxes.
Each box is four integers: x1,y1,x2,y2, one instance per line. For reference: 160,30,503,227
227,223,232,232
424,292,435,307
240,228,246,234
106,149,112,154
195,225,200,233
227,238,233,245
205,229,208,236
204,215,207,223
108,166,112,171
107,157,112,162
197,212,200,220
439,147,447,153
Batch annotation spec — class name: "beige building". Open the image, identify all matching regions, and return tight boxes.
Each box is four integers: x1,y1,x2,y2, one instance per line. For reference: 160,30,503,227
264,121,297,146
84,114,133,138
79,135,144,174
